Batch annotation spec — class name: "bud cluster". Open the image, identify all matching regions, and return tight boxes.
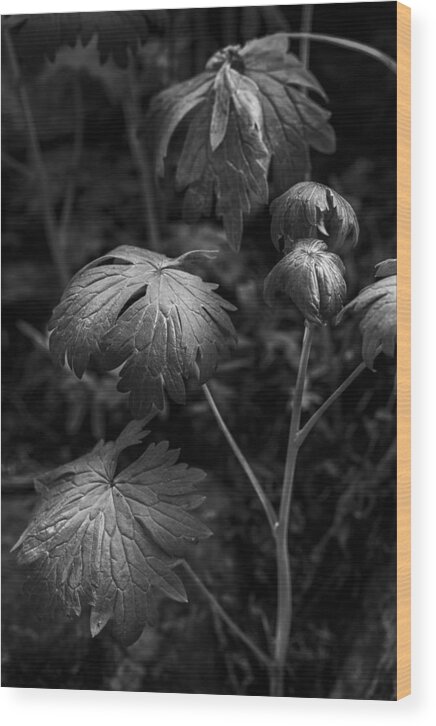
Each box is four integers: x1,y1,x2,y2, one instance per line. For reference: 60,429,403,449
266,181,358,325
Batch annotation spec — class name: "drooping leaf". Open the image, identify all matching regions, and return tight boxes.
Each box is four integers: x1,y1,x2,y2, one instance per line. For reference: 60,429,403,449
176,71,270,249
264,239,346,324
240,35,335,193
152,71,216,178
338,269,397,368
12,419,211,645
48,246,236,417
6,10,167,71
150,33,334,251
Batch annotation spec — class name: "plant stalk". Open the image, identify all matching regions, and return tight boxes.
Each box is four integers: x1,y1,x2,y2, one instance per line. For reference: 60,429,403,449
299,5,313,183
4,26,69,288
299,5,313,72
2,150,33,179
271,322,314,697
182,560,272,669
287,32,397,74
297,347,382,448
59,75,84,260
202,384,277,534
123,68,160,251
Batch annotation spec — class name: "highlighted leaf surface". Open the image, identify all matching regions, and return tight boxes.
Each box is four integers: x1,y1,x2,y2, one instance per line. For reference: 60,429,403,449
49,246,236,417
13,419,210,645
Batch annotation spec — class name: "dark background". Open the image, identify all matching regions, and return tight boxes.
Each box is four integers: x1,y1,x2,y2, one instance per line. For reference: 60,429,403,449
2,3,397,698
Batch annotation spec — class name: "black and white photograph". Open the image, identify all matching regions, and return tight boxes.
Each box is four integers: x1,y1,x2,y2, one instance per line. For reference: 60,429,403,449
2,2,402,700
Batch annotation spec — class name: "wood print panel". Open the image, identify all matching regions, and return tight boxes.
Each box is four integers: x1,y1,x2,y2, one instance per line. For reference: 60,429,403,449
1,2,408,699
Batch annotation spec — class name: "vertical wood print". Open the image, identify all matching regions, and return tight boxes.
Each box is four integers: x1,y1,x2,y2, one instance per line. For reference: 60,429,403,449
2,2,410,699
396,1,411,701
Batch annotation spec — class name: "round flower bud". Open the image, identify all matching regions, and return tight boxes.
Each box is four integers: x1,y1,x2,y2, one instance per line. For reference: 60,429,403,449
337,259,396,369
270,181,359,254
264,239,347,325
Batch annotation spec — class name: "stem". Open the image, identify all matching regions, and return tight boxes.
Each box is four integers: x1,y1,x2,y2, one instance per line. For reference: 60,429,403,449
299,5,313,71
123,68,160,251
2,150,33,179
272,322,314,697
182,560,272,669
223,7,237,46
287,32,397,74
194,8,208,73
59,75,84,259
202,384,277,534
297,356,378,448
299,5,313,183
3,26,69,288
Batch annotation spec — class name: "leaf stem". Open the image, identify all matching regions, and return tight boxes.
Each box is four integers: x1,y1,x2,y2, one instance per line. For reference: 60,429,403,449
123,67,160,251
202,383,277,534
297,355,379,448
272,322,314,697
3,26,69,288
59,75,84,258
2,150,33,179
287,32,397,74
299,5,314,72
182,560,272,669
299,5,314,183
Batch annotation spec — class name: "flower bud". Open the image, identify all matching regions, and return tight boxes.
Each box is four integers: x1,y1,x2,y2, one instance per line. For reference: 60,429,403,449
337,260,396,369
270,181,359,254
264,239,347,325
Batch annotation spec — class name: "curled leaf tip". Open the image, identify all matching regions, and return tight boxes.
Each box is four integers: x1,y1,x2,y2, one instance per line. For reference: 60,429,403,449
374,258,397,278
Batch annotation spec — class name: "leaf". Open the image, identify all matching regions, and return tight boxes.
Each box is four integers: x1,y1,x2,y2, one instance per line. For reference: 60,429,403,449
43,36,128,104
374,258,396,278
7,10,167,71
240,34,335,194
151,34,334,251
48,246,236,417
176,77,270,249
43,35,171,104
338,273,396,368
13,419,211,645
152,71,215,178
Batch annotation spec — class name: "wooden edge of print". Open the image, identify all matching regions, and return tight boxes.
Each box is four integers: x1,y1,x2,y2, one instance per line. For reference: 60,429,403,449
396,1,411,701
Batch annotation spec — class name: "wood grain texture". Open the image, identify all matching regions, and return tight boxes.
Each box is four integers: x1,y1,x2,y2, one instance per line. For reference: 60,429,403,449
396,1,411,701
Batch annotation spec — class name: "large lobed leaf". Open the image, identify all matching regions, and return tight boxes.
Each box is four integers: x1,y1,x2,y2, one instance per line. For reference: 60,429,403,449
49,246,236,417
12,419,211,645
150,33,335,251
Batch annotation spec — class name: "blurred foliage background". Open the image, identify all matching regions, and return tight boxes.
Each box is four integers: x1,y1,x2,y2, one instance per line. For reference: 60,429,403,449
2,3,396,698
